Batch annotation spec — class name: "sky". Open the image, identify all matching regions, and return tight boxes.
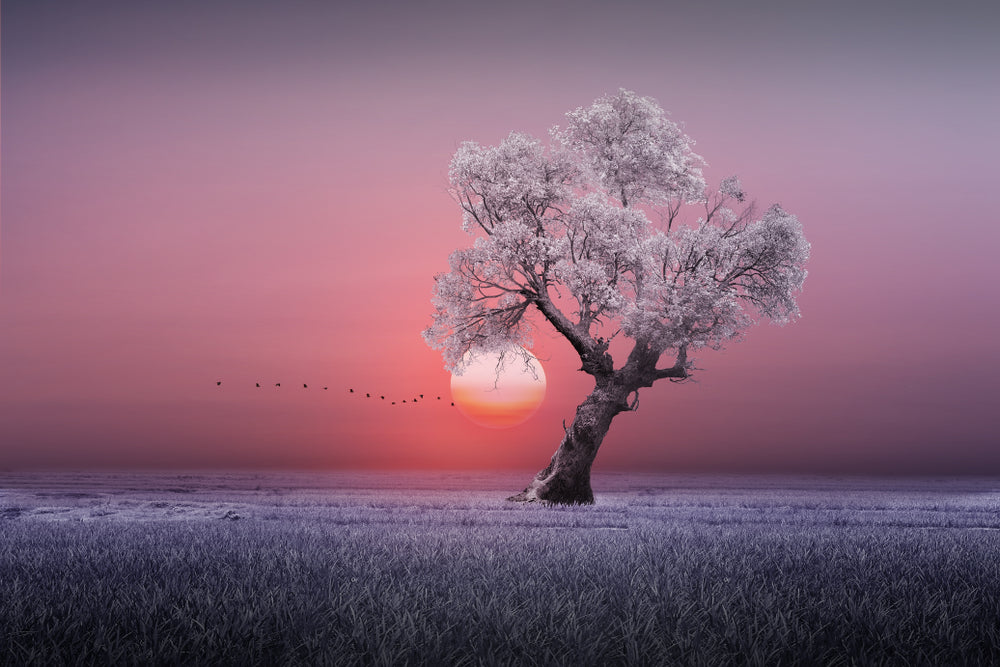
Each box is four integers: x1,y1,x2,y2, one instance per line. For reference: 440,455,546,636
2,0,998,474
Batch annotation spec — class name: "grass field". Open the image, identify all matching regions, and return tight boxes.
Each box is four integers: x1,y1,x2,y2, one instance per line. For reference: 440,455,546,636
2,472,1000,665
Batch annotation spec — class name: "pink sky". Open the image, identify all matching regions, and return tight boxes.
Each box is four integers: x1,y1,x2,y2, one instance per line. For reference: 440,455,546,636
2,1,998,473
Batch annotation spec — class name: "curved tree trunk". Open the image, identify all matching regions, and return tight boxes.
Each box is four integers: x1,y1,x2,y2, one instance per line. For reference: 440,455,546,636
508,382,628,504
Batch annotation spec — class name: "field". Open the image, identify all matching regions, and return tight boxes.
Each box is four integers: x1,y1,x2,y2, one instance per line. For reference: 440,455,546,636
2,471,1000,665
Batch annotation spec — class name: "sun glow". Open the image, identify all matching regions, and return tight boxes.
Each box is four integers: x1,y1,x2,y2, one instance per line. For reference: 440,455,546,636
450,348,546,429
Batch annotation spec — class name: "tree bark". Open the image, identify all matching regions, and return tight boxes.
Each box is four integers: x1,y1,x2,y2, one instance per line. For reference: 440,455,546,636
507,381,628,505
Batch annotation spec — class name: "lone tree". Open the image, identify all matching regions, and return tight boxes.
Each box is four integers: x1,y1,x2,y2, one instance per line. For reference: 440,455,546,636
424,90,809,504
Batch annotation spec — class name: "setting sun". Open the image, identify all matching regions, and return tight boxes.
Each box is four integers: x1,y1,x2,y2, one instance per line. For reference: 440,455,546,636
450,348,546,429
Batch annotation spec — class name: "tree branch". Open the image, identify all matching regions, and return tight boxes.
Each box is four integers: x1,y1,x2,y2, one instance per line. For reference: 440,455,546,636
529,292,611,376
530,294,590,355
654,345,689,380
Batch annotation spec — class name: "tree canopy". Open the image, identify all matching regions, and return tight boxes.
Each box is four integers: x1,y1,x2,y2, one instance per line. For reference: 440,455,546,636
424,90,809,383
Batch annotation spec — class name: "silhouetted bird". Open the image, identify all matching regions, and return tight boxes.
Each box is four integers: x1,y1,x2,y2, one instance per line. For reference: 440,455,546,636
366,393,370,398
391,401,396,405
451,402,455,406
380,396,385,400
275,383,281,387
256,383,260,388
437,396,441,400
350,388,354,393
217,381,222,386
413,398,418,403
402,400,407,403
420,394,424,399
303,384,308,389
323,387,328,390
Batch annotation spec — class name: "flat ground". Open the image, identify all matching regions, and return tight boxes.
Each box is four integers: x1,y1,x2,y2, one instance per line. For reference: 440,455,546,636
2,472,999,665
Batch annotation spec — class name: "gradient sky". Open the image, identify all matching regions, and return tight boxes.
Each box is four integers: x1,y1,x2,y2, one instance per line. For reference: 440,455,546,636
2,0,998,474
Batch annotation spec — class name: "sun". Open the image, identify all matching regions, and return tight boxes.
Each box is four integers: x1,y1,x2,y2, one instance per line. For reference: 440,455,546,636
450,347,546,429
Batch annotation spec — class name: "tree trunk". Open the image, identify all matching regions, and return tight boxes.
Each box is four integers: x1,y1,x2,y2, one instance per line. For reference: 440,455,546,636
507,382,627,505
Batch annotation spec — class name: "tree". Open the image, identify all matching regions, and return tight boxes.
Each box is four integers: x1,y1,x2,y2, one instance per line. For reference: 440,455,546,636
423,90,809,504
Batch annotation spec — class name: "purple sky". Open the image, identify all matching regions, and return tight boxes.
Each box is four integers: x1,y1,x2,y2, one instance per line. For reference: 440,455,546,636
2,0,998,473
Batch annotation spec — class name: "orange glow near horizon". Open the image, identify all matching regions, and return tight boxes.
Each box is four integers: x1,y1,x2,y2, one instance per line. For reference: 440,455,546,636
450,349,546,429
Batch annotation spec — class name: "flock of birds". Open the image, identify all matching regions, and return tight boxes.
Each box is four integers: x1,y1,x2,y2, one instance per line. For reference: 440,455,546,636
215,381,455,406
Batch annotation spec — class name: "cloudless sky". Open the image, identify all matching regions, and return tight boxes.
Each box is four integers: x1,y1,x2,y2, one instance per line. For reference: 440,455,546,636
2,0,998,474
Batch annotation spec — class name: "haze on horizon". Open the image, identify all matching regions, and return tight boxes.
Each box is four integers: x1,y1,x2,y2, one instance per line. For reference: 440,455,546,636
1,0,998,474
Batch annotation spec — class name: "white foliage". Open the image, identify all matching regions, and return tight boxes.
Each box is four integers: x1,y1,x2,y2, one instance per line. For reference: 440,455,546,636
424,91,809,375
554,89,706,207
449,132,576,235
719,175,745,202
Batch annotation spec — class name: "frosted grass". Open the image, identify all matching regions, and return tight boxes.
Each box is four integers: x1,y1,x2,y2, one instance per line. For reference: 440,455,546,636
2,472,1000,665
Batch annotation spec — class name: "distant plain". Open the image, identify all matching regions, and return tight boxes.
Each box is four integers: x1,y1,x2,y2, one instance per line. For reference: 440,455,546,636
2,472,999,665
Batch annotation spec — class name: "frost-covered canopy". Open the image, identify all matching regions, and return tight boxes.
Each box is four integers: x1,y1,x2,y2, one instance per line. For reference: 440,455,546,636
424,90,809,378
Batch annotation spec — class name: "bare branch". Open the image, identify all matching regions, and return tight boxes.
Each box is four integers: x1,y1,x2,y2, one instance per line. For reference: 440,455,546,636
654,345,689,380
